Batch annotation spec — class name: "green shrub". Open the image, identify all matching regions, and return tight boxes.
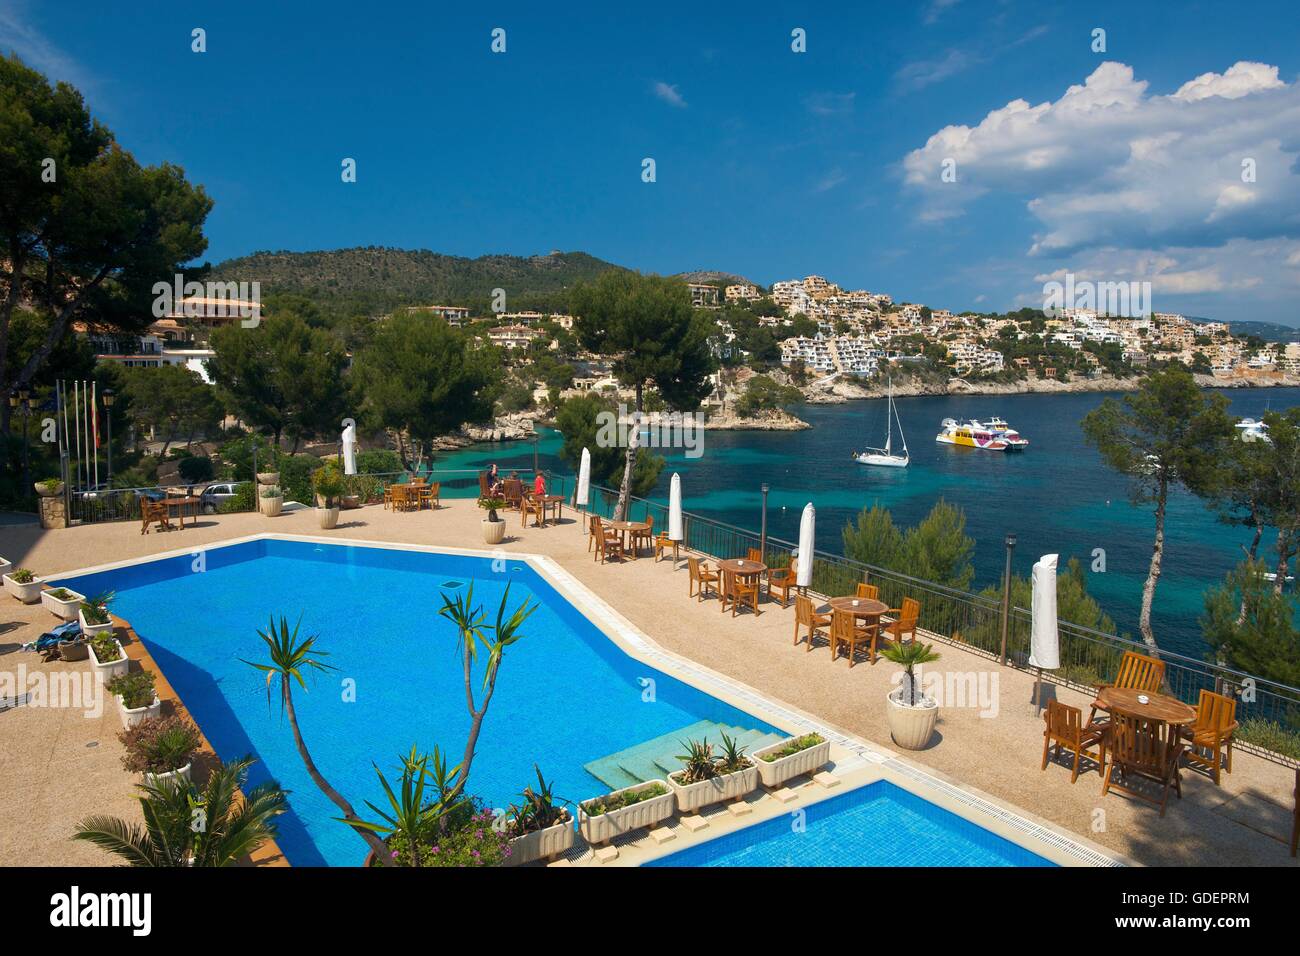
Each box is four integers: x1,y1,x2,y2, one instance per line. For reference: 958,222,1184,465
7,568,35,583
218,482,256,513
355,449,403,474
581,782,668,816
759,733,824,762
177,455,214,483
89,633,121,662
382,799,511,867
108,671,156,710
118,715,202,775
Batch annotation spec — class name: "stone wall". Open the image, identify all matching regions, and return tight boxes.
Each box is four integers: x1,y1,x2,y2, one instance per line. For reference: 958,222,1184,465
38,495,67,530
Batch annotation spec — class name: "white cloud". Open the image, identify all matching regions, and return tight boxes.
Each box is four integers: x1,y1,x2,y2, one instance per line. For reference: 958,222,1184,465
652,81,687,108
0,1,94,91
903,60,1300,254
814,167,847,193
805,91,856,116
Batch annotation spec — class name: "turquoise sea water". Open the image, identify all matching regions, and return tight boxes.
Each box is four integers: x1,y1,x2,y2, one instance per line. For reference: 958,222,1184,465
644,780,1054,867
429,388,1300,660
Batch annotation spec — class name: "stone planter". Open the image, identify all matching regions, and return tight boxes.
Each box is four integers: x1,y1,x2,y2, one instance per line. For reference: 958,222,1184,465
256,471,280,485
3,573,44,604
317,506,340,529
58,638,89,662
89,638,129,680
752,736,832,789
886,691,939,750
482,518,506,545
578,781,675,846
35,481,64,497
0,556,10,577
667,765,759,813
261,496,284,517
505,811,575,865
145,762,193,789
41,587,85,621
78,608,115,639
117,694,162,729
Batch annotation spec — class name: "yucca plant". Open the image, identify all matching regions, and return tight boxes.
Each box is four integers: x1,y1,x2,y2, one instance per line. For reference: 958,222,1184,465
881,640,942,706
351,746,462,867
73,755,285,866
675,738,718,784
508,764,569,835
716,731,750,774
242,614,387,859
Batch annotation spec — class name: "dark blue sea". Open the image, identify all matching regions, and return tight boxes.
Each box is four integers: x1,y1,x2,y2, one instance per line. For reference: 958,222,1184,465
434,387,1300,660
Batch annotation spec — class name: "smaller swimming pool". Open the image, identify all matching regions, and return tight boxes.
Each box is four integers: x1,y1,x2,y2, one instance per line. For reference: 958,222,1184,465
645,780,1056,867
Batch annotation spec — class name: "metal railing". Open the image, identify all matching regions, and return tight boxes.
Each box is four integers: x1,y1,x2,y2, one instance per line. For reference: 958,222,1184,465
578,481,1300,766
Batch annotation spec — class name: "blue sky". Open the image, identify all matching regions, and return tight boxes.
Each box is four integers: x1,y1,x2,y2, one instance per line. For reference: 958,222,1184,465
4,0,1299,323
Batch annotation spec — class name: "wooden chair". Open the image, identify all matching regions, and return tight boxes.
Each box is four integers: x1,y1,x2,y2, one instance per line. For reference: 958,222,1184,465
793,594,830,651
746,547,768,597
593,517,623,563
856,583,879,601
587,514,601,553
477,472,491,501
502,478,524,512
881,597,919,646
1179,689,1238,785
830,609,878,667
767,564,796,607
721,570,761,617
653,530,678,562
139,498,172,534
382,483,394,510
425,481,441,509
688,556,719,601
1041,700,1106,784
1290,768,1298,858
1101,712,1185,817
630,515,654,556
1090,650,1167,724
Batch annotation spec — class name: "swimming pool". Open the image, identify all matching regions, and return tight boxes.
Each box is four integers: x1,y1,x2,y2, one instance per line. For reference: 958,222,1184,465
55,537,781,867
644,780,1056,866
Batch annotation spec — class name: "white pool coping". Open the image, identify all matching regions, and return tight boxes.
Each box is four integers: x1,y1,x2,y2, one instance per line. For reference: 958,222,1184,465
50,532,1127,868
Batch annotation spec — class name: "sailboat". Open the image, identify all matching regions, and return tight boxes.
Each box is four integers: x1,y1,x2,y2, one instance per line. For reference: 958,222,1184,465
853,379,909,468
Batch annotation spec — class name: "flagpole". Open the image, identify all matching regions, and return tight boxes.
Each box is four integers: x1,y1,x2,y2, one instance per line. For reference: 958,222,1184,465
73,381,81,491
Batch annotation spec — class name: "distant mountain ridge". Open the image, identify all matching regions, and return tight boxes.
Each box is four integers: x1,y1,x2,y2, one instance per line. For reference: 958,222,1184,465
673,269,759,287
207,246,627,316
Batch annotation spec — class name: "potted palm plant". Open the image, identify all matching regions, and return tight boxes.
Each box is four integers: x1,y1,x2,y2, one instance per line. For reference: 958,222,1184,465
479,497,507,544
578,780,674,847
89,632,129,679
41,586,85,621
313,462,345,529
73,755,286,866
78,593,116,638
503,765,574,866
109,671,161,728
119,715,203,786
3,567,44,603
260,484,284,517
666,733,759,813
883,640,942,750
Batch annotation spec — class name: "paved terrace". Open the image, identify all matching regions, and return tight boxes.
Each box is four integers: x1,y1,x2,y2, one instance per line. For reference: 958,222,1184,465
1,499,1296,867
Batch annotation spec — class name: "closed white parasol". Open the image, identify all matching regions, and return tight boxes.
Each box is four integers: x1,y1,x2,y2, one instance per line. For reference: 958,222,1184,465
576,447,591,507
669,473,683,541
797,503,815,588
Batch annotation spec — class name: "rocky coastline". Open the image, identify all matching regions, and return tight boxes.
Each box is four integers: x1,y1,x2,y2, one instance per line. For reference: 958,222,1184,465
800,372,1300,403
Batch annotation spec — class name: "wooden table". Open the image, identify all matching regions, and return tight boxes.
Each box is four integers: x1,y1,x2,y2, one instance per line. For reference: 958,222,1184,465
536,494,565,526
1095,687,1196,726
606,520,651,558
160,497,201,529
716,558,767,578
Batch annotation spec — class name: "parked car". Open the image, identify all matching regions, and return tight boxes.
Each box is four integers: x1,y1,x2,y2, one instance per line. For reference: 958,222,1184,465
199,482,241,514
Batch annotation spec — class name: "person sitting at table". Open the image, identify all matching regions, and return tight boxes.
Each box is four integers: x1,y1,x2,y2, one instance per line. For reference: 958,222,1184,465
533,472,547,497
486,463,502,496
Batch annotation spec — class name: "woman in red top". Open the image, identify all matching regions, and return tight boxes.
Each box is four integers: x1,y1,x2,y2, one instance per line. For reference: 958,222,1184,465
533,472,546,497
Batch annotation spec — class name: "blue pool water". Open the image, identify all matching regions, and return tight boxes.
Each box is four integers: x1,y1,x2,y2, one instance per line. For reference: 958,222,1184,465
55,539,780,867
645,780,1056,867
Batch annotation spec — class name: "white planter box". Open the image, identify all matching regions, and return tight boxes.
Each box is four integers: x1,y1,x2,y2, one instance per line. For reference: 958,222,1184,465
89,638,129,680
579,781,675,846
667,764,759,813
0,556,11,576
78,608,115,638
4,573,44,603
505,811,575,866
886,692,939,751
117,694,162,729
41,588,85,621
145,762,193,789
753,736,832,788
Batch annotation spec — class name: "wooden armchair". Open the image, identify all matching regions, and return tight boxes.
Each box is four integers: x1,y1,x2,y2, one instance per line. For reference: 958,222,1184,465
139,498,172,535
630,515,654,556
502,478,524,511
688,556,719,601
767,564,796,607
1101,712,1185,817
856,582,879,601
593,517,623,563
1041,700,1106,784
793,594,830,651
653,530,679,562
1090,650,1166,724
881,597,920,646
587,514,601,553
426,481,441,509
1179,689,1238,785
830,609,878,667
721,570,761,617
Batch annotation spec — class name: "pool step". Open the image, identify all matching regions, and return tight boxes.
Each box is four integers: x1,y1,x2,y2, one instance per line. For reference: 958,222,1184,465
584,721,787,790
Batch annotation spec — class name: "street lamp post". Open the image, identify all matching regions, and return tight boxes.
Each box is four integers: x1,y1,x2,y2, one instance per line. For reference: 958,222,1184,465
759,483,769,559
102,388,115,486
12,388,32,491
999,532,1017,666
